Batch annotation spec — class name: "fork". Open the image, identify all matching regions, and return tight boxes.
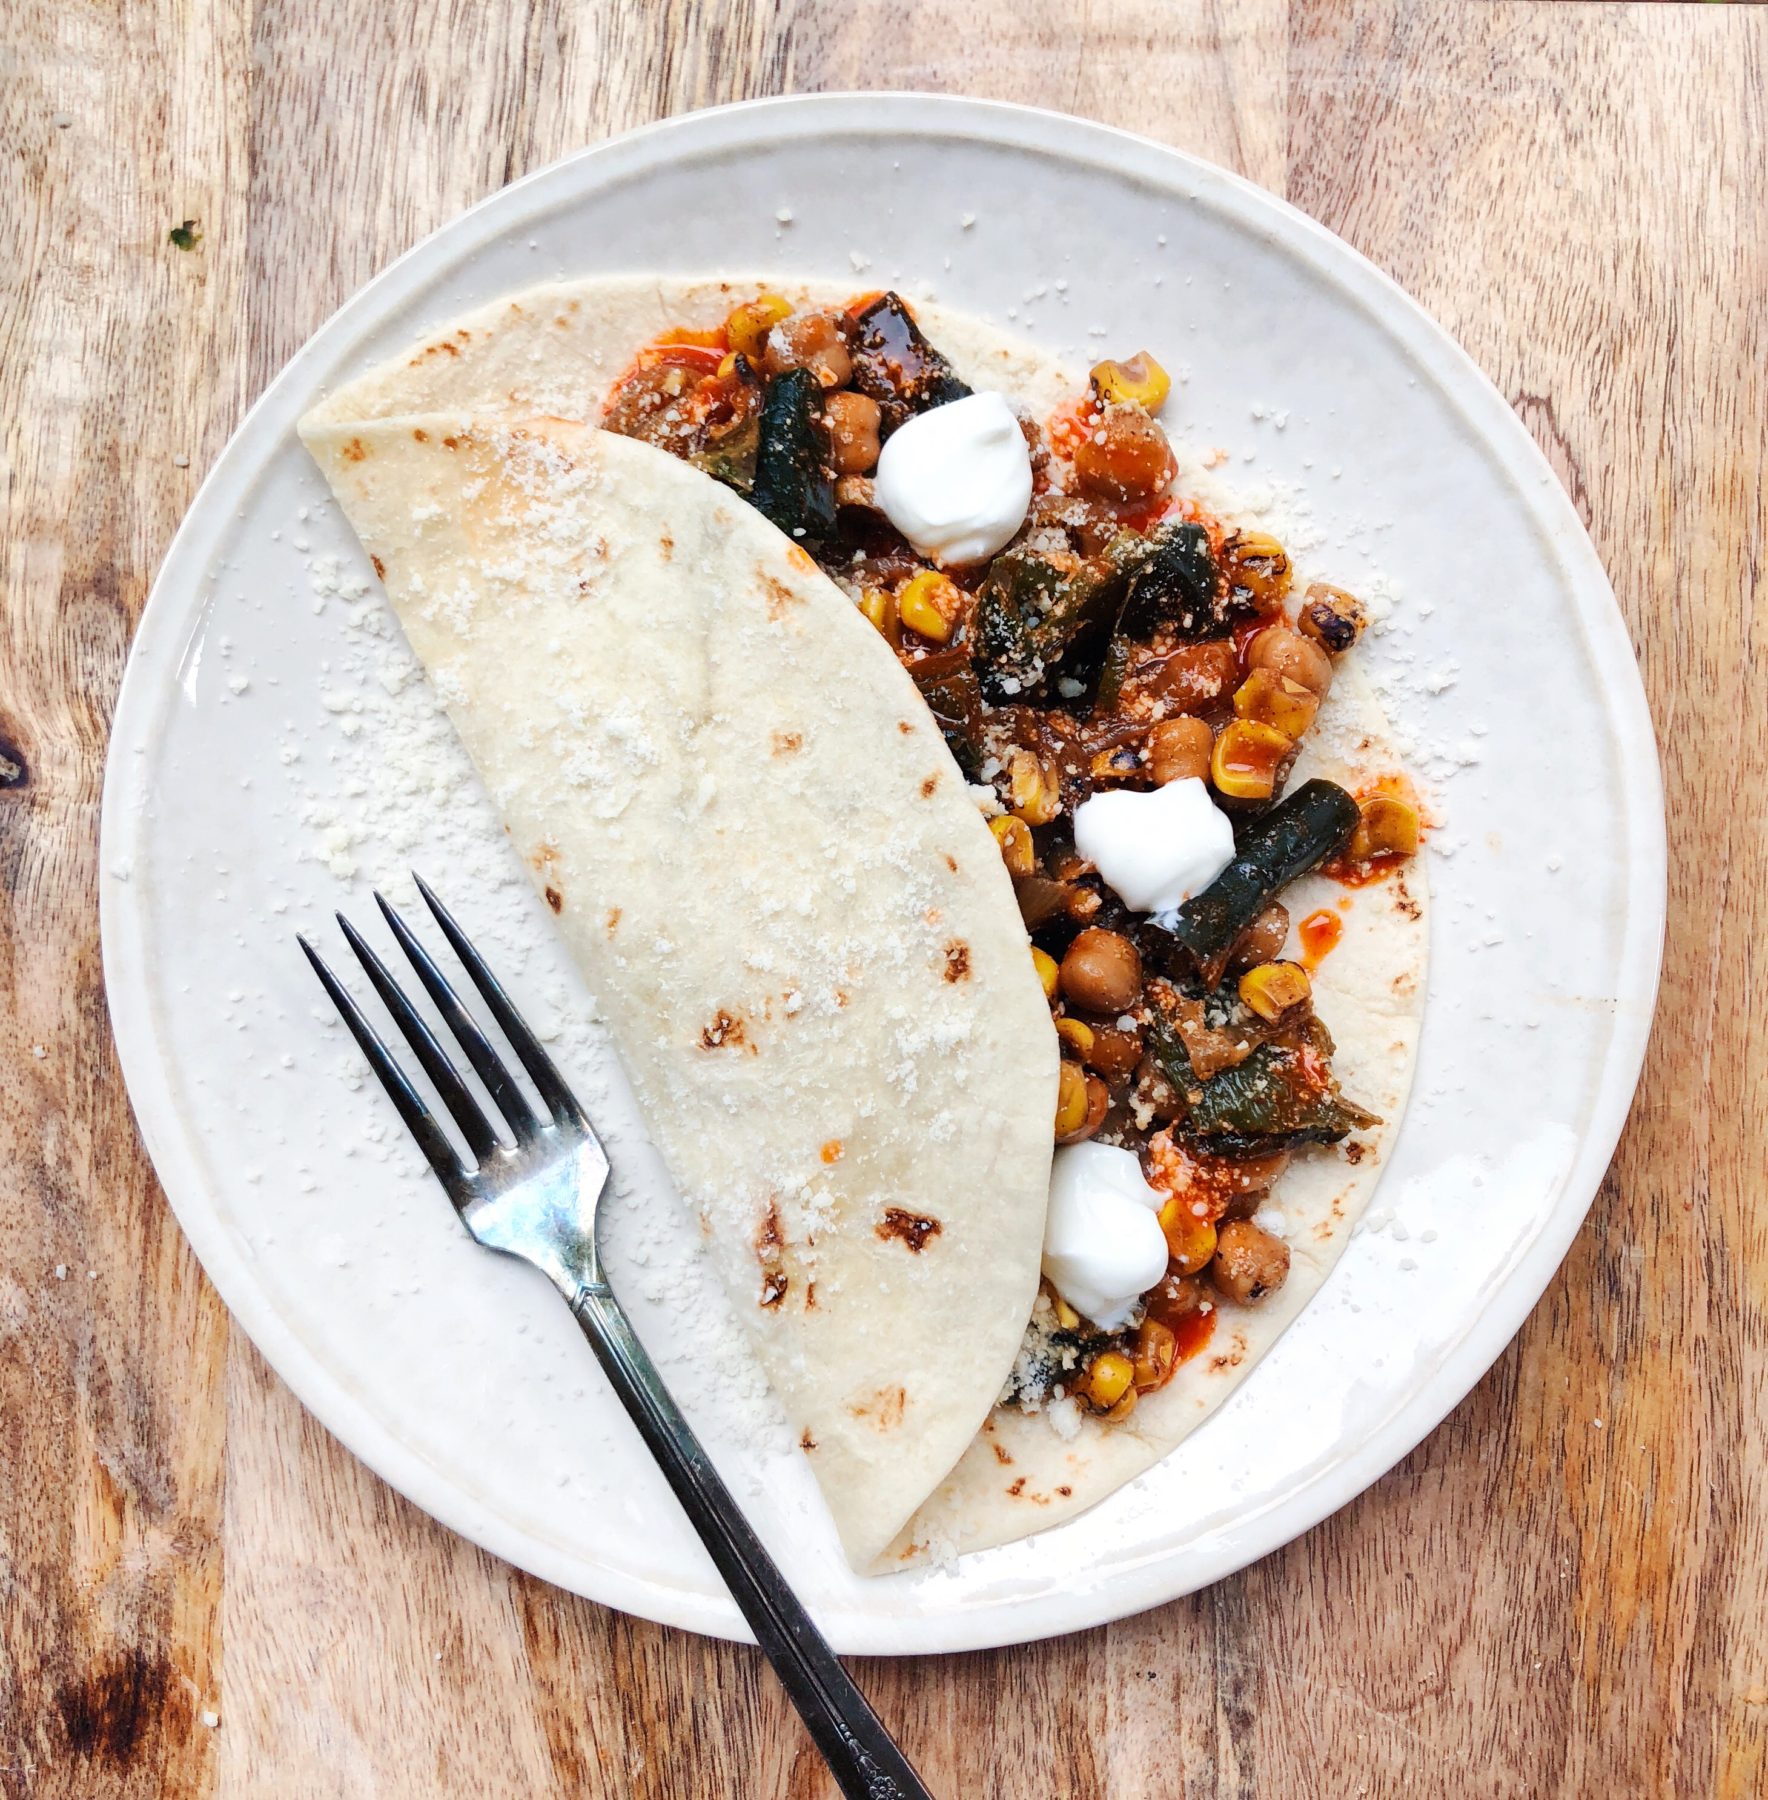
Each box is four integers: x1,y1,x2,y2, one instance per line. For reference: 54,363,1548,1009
299,876,935,1800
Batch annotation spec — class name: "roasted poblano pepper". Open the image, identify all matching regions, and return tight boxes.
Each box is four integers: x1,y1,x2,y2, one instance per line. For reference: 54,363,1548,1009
750,367,836,544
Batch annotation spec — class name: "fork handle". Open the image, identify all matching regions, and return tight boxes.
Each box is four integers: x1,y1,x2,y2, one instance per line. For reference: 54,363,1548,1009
569,1282,937,1800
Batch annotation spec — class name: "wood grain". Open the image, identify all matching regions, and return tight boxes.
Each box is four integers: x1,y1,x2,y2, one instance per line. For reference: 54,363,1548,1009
2,2,1761,1795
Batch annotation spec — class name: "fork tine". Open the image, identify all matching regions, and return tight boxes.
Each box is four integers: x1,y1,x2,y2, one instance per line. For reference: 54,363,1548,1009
336,913,502,1164
374,892,541,1142
298,936,467,1190
411,873,583,1127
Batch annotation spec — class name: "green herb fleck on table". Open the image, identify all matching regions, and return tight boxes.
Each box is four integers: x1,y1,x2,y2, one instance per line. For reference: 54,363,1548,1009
168,219,202,251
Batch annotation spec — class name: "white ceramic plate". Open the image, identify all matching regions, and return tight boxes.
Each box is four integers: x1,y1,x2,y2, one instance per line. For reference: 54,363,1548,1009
102,95,1663,1654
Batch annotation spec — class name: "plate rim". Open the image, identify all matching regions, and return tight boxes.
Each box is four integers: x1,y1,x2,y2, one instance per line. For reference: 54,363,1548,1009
102,90,1666,1654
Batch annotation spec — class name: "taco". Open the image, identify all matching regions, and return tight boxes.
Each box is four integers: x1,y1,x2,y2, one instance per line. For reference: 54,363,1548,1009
300,277,1426,1570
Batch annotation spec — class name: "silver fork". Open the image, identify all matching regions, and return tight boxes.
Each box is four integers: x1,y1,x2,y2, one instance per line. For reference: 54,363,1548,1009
299,876,934,1800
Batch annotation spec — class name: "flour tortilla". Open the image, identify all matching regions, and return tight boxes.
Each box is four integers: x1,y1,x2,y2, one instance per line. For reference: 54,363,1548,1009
301,277,1427,1570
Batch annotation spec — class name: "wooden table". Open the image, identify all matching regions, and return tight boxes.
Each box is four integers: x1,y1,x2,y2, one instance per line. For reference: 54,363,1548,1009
4,2,1761,1794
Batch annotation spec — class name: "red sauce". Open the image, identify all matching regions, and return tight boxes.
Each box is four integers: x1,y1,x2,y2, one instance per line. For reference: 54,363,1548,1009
653,325,728,352
1298,908,1344,967
1321,850,1409,888
1173,1305,1217,1365
1044,393,1097,460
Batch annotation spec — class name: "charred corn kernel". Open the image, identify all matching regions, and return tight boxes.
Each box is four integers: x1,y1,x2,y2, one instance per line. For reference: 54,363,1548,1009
1102,1387,1140,1422
1210,719,1293,801
1055,1016,1096,1056
1234,668,1320,740
1054,1060,1090,1137
1225,530,1293,609
724,292,792,360
1133,1318,1180,1392
1053,1293,1082,1331
1350,794,1422,861
898,570,960,643
991,813,1036,877
1009,749,1063,825
1089,351,1172,414
716,351,739,379
1238,959,1312,1022
1032,945,1060,999
1083,1350,1137,1410
1157,1197,1218,1274
1298,581,1368,654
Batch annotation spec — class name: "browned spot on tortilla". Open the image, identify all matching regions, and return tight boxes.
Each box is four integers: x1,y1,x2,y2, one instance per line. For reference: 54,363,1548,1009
659,533,674,562
851,1386,907,1430
457,328,471,341
991,1442,1014,1467
920,773,939,797
1007,1477,1027,1498
944,854,958,873
924,906,942,927
554,315,570,328
370,554,385,579
441,434,462,451
1208,1335,1247,1373
1345,1141,1367,1165
440,340,459,356
763,574,798,620
800,1430,817,1452
756,1201,787,1308
772,730,803,756
943,941,971,983
604,907,621,936
834,988,850,1009
804,1281,816,1310
897,720,915,735
544,885,563,914
412,427,429,442
876,1208,942,1253
820,1140,844,1165
1056,1484,1073,1498
341,437,367,463
786,544,816,574
700,1009,745,1049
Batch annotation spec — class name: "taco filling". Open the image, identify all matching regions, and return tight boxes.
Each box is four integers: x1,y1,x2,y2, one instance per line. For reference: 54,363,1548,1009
600,289,1423,1428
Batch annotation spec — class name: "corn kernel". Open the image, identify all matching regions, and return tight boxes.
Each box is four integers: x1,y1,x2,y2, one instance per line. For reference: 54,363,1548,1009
1055,1016,1095,1056
1054,1060,1090,1138
1234,668,1320,740
716,350,739,379
724,292,791,360
1082,1350,1137,1410
1350,794,1422,861
856,588,897,643
1032,945,1060,1000
990,813,1035,877
1157,1197,1218,1274
1090,352,1172,413
1053,1293,1082,1331
898,570,960,643
1224,530,1292,609
1238,960,1311,1021
1210,719,1293,801
1298,581,1368,654
1009,749,1063,825
1101,1387,1139,1422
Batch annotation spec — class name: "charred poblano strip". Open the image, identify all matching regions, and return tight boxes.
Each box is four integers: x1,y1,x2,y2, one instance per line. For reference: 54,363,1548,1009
688,355,764,492
750,367,836,544
1181,1039,1379,1154
1163,779,1359,986
909,648,986,776
849,291,971,433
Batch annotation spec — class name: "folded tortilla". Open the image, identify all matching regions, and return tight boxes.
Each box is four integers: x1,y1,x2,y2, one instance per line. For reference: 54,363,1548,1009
301,277,1426,1571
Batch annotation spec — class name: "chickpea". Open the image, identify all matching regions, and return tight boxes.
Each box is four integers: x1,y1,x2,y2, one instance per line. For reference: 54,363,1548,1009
1148,716,1213,786
1073,402,1175,503
1059,927,1143,1015
824,391,882,474
1226,902,1290,974
1248,625,1333,700
764,311,853,388
1138,640,1240,714
1210,1220,1292,1304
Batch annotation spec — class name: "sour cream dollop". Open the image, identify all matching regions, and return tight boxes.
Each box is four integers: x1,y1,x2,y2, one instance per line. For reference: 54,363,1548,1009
873,392,1033,566
1042,1142,1171,1331
1072,777,1236,915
